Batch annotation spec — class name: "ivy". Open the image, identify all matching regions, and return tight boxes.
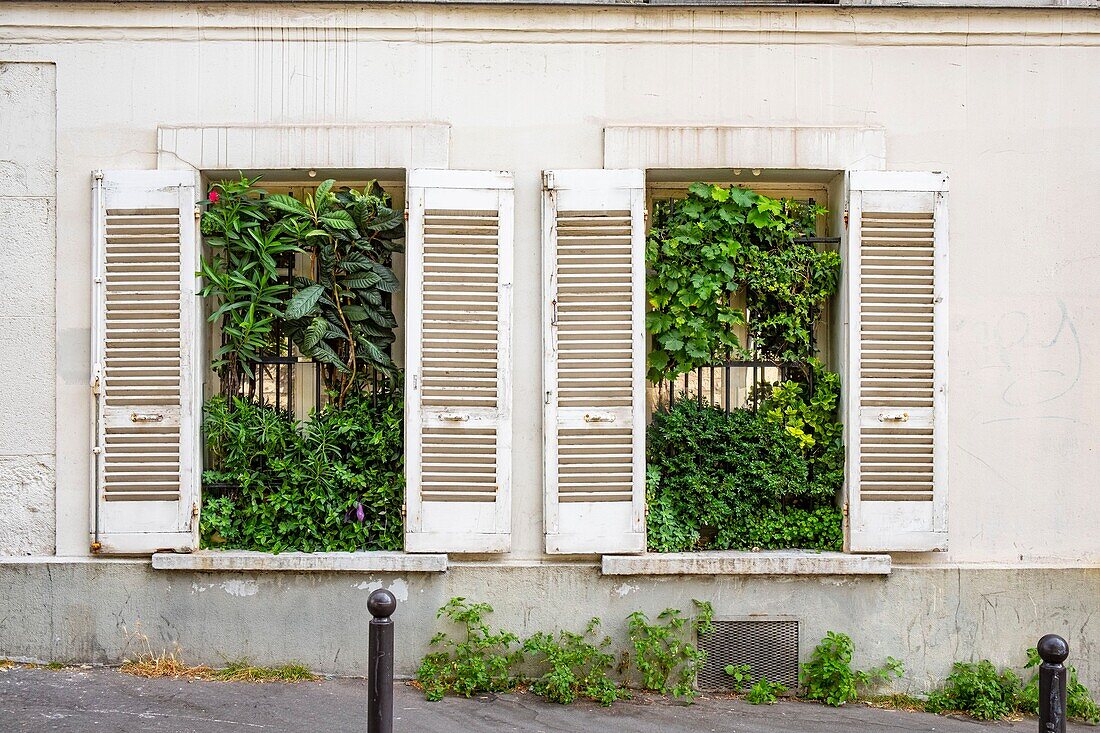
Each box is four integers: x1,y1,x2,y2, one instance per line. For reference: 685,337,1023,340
200,391,404,552
646,183,838,382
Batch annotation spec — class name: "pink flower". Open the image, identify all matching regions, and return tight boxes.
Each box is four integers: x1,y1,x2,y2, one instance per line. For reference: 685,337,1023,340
208,190,220,203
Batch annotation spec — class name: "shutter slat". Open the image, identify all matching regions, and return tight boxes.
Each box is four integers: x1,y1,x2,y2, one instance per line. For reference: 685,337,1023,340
847,171,948,553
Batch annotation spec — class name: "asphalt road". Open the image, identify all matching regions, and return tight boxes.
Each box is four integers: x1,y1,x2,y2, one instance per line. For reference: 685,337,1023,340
0,666,1090,733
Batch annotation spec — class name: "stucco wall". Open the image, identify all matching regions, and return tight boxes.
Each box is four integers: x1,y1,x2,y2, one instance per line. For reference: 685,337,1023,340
0,62,56,556
0,4,1098,562
0,560,1096,692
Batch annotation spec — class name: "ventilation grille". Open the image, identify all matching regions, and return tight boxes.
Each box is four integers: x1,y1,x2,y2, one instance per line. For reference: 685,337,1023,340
554,210,633,410
698,618,800,692
859,210,934,410
421,209,499,409
100,208,183,502
420,426,497,503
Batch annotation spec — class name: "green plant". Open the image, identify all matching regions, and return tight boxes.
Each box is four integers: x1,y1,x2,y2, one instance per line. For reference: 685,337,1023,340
199,175,299,397
625,599,712,702
1019,647,1100,723
200,390,403,552
760,359,845,500
646,399,840,552
646,183,837,382
415,598,522,701
724,663,753,693
746,676,787,704
800,632,903,707
268,180,403,405
523,618,629,706
925,660,1021,720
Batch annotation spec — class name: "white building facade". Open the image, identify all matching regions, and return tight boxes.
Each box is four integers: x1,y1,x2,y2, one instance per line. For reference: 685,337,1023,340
1,0,1098,690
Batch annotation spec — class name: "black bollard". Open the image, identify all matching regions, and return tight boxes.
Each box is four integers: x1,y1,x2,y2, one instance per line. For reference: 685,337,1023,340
1037,634,1069,733
367,589,397,733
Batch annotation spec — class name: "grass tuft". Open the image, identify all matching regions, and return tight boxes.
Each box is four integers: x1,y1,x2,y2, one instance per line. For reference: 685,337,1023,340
861,693,927,712
118,622,315,683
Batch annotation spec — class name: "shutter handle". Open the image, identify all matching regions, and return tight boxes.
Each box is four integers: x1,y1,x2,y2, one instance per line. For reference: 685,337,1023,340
131,412,165,423
441,413,470,422
584,413,616,423
877,411,909,423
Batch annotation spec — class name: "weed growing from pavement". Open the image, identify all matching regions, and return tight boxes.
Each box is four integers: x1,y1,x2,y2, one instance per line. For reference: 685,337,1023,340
746,677,788,704
800,631,904,707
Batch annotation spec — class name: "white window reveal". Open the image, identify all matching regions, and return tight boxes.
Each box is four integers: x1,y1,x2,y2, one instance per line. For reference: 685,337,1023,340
846,171,948,552
91,170,202,554
543,169,647,554
404,169,514,553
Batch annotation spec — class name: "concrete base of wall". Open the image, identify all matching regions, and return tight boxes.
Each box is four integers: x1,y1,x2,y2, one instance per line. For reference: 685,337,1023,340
1,560,1096,692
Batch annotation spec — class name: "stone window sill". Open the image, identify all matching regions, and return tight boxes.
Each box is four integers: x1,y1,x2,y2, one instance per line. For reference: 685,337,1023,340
601,550,891,576
151,550,447,573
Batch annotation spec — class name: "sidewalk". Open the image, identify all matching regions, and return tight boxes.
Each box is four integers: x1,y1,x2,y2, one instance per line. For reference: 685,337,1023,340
0,666,1089,733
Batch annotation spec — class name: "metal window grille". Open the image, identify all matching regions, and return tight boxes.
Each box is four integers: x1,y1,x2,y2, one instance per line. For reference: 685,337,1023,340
698,617,800,691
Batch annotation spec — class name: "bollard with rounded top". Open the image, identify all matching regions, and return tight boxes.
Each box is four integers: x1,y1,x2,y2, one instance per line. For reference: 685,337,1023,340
1037,634,1069,733
367,589,396,733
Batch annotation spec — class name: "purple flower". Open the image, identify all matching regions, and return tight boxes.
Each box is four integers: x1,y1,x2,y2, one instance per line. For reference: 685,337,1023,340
345,502,366,524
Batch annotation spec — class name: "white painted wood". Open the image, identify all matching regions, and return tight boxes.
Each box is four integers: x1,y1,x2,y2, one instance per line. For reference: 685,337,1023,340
92,170,200,555
846,171,948,553
405,169,513,553
543,169,646,555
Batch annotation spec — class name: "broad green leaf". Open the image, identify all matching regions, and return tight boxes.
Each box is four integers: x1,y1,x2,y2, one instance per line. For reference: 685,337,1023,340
265,194,310,217
285,284,325,320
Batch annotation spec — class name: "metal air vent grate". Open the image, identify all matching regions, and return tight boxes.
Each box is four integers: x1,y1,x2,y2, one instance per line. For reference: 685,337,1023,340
698,617,799,691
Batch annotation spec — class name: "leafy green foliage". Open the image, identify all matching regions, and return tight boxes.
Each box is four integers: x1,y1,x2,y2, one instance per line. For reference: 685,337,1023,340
270,181,404,405
925,660,1022,720
646,399,841,552
523,618,629,706
199,176,299,396
746,677,788,705
724,663,753,693
760,359,845,499
1019,647,1100,723
200,391,403,552
415,598,522,702
625,600,713,702
646,183,838,381
800,632,904,707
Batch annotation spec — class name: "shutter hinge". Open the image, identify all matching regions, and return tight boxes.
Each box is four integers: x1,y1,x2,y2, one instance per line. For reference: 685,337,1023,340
194,206,202,220
92,446,102,455
842,502,849,518
551,299,558,325
543,171,554,190
192,503,200,519
401,504,407,518
93,170,103,182
403,207,409,222
843,207,850,230
91,365,102,396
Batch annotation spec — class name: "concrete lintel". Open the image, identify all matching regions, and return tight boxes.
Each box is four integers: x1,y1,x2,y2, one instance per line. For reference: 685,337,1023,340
151,550,448,573
601,550,891,576
605,125,886,172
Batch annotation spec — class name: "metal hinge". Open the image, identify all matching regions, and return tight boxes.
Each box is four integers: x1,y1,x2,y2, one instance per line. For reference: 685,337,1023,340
192,503,200,519
842,502,849,518
91,365,102,396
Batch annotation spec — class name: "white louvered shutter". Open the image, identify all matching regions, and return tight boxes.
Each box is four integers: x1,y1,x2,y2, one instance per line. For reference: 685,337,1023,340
404,170,513,553
92,170,201,554
543,169,646,554
846,171,948,552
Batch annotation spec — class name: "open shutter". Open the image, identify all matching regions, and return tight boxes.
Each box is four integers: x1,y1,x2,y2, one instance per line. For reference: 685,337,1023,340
92,170,201,554
405,170,513,553
543,169,646,554
846,171,948,552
